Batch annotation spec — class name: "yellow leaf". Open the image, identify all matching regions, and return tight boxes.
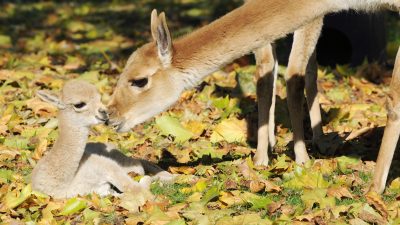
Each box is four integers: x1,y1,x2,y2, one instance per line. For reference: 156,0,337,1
183,121,206,137
40,201,63,225
169,166,196,175
210,117,247,144
5,184,32,209
219,191,245,207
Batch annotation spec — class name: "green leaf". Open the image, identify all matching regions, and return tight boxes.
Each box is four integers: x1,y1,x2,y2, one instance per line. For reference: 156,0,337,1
236,67,256,96
156,115,194,143
212,96,230,109
5,184,32,209
301,188,335,209
283,166,330,189
192,140,228,159
0,35,12,48
337,156,360,173
59,197,87,216
0,169,13,183
202,185,219,203
4,137,29,149
195,180,207,192
83,208,101,224
246,194,272,210
166,219,186,225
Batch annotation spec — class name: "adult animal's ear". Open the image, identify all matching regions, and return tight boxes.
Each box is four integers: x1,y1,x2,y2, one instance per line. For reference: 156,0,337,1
36,90,66,110
151,9,173,67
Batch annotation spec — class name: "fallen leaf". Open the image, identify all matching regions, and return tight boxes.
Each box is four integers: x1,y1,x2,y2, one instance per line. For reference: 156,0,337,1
210,117,247,144
4,184,32,209
59,197,87,216
156,115,194,143
26,97,57,117
327,186,353,199
365,191,388,218
119,188,154,213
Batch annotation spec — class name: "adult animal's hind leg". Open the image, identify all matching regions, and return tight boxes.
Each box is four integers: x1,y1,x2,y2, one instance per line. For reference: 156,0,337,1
372,46,400,194
305,51,323,143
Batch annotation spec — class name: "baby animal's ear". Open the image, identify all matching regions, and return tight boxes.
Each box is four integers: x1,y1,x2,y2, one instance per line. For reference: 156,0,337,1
36,90,66,110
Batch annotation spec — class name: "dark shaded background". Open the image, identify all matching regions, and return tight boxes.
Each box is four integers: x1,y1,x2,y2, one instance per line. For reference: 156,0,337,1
1,0,399,70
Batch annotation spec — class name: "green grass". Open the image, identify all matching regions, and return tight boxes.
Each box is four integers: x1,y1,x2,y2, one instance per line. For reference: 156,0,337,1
151,182,192,204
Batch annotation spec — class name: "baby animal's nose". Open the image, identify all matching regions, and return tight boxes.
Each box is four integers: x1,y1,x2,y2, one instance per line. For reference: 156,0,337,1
98,108,109,121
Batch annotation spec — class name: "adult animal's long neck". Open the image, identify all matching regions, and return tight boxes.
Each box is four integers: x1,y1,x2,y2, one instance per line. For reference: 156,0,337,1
46,115,89,185
172,0,344,86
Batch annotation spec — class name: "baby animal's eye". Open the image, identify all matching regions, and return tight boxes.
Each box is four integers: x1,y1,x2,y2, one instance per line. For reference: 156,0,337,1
73,102,86,109
130,78,148,88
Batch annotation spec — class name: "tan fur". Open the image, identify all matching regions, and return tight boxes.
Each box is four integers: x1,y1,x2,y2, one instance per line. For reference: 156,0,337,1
31,80,173,198
284,9,400,193
108,0,400,193
253,44,278,166
285,17,324,165
372,47,400,193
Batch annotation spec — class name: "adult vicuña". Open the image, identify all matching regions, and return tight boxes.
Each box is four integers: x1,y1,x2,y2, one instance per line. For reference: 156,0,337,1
107,0,400,193
31,80,173,198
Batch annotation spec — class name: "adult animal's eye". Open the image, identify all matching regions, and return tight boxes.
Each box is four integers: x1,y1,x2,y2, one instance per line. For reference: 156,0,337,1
73,102,86,109
130,78,148,88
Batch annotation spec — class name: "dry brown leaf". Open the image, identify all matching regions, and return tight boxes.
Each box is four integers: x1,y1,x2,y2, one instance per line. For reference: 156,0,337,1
249,180,265,193
365,191,388,218
0,149,20,162
267,200,282,214
359,209,387,225
0,70,13,80
327,186,353,199
169,166,196,175
294,213,316,222
219,191,245,207
238,161,258,180
281,204,295,216
26,97,57,117
224,179,238,190
165,203,187,219
262,179,282,193
32,139,48,160
0,114,12,135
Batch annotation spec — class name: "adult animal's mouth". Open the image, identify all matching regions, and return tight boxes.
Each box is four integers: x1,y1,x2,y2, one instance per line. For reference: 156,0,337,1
95,115,109,124
107,118,126,132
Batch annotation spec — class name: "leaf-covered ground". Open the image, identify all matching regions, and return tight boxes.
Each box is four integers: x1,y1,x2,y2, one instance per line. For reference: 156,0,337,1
1,1,400,224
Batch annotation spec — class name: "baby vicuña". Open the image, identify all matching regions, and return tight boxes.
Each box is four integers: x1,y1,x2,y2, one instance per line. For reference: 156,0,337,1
31,80,173,198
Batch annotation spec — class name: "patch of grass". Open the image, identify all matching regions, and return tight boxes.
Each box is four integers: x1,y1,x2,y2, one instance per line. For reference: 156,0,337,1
284,189,303,207
336,197,357,206
100,212,124,225
358,171,371,183
350,185,363,196
151,182,191,204
382,193,397,202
